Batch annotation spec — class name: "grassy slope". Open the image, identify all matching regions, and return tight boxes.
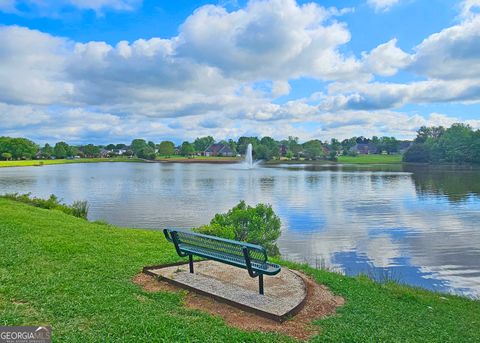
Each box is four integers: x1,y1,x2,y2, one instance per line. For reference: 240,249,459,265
0,199,478,342
0,157,143,168
337,155,403,164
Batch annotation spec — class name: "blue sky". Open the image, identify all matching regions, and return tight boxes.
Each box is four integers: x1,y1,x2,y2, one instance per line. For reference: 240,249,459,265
0,0,479,144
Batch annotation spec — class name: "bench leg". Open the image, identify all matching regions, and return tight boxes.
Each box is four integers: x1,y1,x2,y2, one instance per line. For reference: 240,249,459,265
189,255,194,273
259,274,264,295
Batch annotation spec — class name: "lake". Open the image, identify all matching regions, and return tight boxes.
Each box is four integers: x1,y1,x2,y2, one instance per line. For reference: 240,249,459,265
1,162,479,297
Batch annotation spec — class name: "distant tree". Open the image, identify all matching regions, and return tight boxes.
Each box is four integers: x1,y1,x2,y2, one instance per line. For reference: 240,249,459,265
1,152,12,160
147,141,156,150
377,137,400,154
115,143,127,150
330,138,341,154
106,144,116,150
130,139,148,156
82,144,100,158
237,136,260,155
194,136,215,152
41,143,53,158
158,141,175,156
303,140,324,160
137,146,156,160
227,139,238,155
403,144,431,162
0,137,38,159
415,126,445,143
180,141,195,156
54,142,71,159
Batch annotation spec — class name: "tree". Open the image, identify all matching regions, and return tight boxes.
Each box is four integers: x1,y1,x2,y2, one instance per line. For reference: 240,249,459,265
303,140,324,160
137,146,156,160
180,141,195,156
1,152,12,160
41,143,53,158
115,143,127,150
130,139,148,156
403,144,430,162
148,141,156,150
106,144,116,150
237,136,260,155
158,141,175,156
194,136,215,153
377,137,400,154
54,142,70,159
194,201,281,256
82,144,100,158
0,137,38,159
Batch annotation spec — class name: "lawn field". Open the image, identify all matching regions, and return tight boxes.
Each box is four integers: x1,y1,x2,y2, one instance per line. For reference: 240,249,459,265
338,154,403,164
0,198,478,342
0,157,143,168
155,155,241,163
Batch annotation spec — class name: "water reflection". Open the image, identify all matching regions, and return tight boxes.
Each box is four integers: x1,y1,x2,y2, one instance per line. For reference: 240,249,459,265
0,162,479,297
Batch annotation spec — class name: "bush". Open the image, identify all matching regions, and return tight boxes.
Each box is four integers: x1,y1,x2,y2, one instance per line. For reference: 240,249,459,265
71,201,89,219
1,193,89,219
403,143,431,163
194,201,281,256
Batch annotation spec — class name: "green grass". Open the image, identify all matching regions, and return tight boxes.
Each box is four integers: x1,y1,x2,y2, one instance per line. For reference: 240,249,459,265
338,154,403,164
0,157,143,168
0,199,478,342
155,155,241,162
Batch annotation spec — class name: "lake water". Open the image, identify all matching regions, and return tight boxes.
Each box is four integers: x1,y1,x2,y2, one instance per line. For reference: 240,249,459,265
1,162,479,297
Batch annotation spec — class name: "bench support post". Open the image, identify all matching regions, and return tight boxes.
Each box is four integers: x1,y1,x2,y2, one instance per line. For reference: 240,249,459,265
259,274,264,295
189,255,194,273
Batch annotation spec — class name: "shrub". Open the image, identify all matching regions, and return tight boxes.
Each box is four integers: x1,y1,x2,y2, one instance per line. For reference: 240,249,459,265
1,193,89,219
71,201,89,219
194,201,281,256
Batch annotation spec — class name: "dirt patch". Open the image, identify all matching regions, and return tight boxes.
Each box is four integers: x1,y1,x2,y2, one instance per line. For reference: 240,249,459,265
134,272,344,340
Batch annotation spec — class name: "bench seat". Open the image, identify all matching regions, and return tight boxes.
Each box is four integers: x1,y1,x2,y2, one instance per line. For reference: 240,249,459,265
163,228,281,294
179,243,281,275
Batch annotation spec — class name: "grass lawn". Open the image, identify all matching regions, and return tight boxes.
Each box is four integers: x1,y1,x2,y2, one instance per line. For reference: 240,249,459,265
0,157,143,168
337,154,403,164
155,156,241,163
0,198,478,342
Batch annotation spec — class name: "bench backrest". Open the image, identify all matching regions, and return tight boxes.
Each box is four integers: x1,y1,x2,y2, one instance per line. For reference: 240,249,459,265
165,229,268,265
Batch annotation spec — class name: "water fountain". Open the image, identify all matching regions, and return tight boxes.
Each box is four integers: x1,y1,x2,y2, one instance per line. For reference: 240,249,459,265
245,143,254,169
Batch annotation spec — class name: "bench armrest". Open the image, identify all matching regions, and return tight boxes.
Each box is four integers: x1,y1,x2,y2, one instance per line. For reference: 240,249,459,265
163,228,173,242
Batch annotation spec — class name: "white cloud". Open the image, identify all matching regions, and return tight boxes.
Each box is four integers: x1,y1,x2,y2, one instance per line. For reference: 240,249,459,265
411,16,480,80
362,39,412,76
0,0,479,143
367,0,402,12
176,0,365,82
460,0,480,19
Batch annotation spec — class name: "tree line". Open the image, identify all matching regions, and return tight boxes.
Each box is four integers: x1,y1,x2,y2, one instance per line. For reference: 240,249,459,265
403,124,480,164
0,135,406,161
2,123,478,164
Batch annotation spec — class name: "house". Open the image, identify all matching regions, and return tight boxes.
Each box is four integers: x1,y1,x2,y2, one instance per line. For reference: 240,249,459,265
350,143,378,155
204,143,234,157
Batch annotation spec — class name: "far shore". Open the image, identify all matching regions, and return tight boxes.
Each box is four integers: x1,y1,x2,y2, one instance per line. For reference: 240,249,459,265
0,154,412,168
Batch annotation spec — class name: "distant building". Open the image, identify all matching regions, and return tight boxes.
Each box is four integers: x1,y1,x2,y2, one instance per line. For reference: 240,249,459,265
204,143,234,157
350,143,378,155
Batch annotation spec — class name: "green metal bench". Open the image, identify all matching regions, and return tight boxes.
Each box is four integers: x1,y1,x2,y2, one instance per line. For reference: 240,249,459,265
163,228,281,295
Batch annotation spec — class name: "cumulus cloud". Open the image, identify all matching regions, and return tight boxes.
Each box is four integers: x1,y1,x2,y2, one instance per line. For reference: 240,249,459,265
0,0,479,143
362,39,412,76
177,0,364,81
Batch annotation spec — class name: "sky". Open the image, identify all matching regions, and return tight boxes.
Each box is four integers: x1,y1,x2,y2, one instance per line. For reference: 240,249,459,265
0,0,480,145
